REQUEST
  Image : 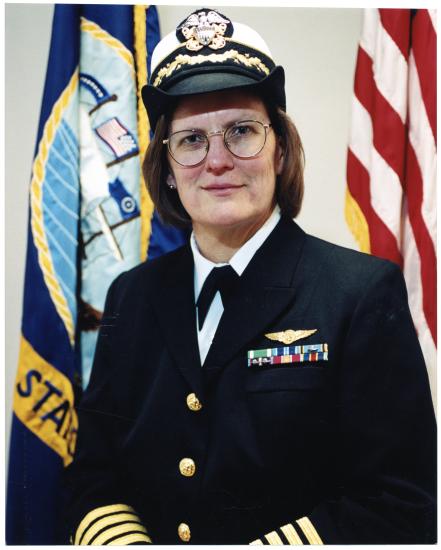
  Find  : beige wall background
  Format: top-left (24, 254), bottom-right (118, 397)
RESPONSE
top-left (5, 4), bottom-right (362, 455)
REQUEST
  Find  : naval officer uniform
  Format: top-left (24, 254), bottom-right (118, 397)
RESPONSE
top-left (65, 208), bottom-right (436, 545)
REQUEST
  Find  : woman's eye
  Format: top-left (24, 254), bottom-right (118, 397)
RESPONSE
top-left (180, 133), bottom-right (205, 147)
top-left (230, 125), bottom-right (252, 137)
top-left (185, 134), bottom-right (202, 143)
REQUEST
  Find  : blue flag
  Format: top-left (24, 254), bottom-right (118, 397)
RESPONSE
top-left (6, 5), bottom-right (186, 544)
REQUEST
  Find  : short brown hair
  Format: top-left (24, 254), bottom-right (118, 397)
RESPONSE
top-left (142, 103), bottom-right (304, 228)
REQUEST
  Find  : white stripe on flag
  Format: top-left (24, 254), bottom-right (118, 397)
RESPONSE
top-left (402, 208), bottom-right (437, 404)
top-left (360, 9), bottom-right (408, 122)
top-left (408, 52), bottom-right (437, 246)
top-left (427, 10), bottom-right (437, 32)
top-left (348, 96), bottom-right (402, 241)
top-left (348, 96), bottom-right (372, 172)
top-left (369, 148), bottom-right (403, 240)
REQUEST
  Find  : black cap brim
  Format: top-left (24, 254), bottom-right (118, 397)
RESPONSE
top-left (142, 65), bottom-right (285, 131)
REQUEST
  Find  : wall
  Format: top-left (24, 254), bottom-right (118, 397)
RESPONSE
top-left (4, 4), bottom-right (362, 454)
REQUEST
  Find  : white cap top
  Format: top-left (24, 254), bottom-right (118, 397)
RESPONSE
top-left (151, 20), bottom-right (274, 76)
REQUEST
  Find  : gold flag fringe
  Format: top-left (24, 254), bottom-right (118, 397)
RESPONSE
top-left (345, 187), bottom-right (371, 253)
top-left (134, 5), bottom-right (154, 262)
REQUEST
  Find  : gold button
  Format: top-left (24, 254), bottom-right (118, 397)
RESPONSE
top-left (178, 522), bottom-right (191, 542)
top-left (186, 393), bottom-right (202, 412)
top-left (179, 458), bottom-right (196, 477)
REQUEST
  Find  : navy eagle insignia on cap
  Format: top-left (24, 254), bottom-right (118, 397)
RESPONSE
top-left (177, 9), bottom-right (233, 51)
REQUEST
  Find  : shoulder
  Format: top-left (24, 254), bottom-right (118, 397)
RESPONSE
top-left (296, 224), bottom-right (404, 297)
top-left (123, 243), bottom-right (189, 282)
top-left (105, 244), bottom-right (190, 306)
top-left (306, 232), bottom-right (399, 272)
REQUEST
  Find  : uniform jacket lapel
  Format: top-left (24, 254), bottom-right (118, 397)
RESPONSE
top-left (203, 216), bottom-right (306, 369)
top-left (148, 245), bottom-right (205, 398)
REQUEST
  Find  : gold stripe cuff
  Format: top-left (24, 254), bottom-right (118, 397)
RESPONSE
top-left (250, 539), bottom-right (264, 545)
top-left (92, 522), bottom-right (148, 545)
top-left (107, 533), bottom-right (152, 545)
top-left (265, 531), bottom-right (284, 545)
top-left (296, 517), bottom-right (323, 545)
top-left (74, 504), bottom-right (141, 545)
top-left (280, 523), bottom-right (303, 545)
top-left (81, 513), bottom-right (144, 545)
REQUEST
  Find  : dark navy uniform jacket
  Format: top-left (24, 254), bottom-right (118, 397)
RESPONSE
top-left (65, 216), bottom-right (436, 545)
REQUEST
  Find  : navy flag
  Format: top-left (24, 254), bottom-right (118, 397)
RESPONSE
top-left (7, 5), bottom-right (186, 544)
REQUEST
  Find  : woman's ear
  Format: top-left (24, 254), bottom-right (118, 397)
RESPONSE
top-left (275, 137), bottom-right (284, 175)
top-left (166, 173), bottom-right (177, 189)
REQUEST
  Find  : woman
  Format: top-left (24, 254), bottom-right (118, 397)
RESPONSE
top-left (66, 9), bottom-right (436, 545)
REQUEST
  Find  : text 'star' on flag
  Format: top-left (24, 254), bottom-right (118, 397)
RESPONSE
top-left (346, 9), bottom-right (436, 402)
top-left (6, 5), bottom-right (187, 544)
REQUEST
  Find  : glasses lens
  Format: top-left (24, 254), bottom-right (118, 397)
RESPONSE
top-left (168, 130), bottom-right (208, 166)
top-left (225, 121), bottom-right (266, 158)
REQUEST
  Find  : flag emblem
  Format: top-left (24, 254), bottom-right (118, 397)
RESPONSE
top-left (95, 117), bottom-right (139, 159)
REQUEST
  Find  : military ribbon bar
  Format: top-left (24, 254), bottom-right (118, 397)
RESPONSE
top-left (247, 351), bottom-right (328, 367)
top-left (247, 343), bottom-right (328, 359)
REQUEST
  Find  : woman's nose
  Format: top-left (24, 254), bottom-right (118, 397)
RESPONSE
top-left (205, 134), bottom-right (234, 173)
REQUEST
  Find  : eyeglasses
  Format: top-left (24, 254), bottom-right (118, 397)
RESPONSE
top-left (163, 120), bottom-right (272, 167)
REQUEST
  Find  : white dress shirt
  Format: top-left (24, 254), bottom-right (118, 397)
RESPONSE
top-left (191, 206), bottom-right (281, 364)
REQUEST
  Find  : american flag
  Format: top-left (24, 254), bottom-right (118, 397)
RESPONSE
top-left (95, 117), bottom-right (138, 159)
top-left (346, 9), bottom-right (436, 400)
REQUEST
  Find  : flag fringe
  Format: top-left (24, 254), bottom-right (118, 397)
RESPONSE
top-left (81, 17), bottom-right (135, 73)
top-left (30, 71), bottom-right (79, 346)
top-left (134, 5), bottom-right (154, 262)
top-left (344, 187), bottom-right (371, 253)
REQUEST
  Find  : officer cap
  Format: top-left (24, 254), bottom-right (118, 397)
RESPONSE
top-left (142, 8), bottom-right (285, 130)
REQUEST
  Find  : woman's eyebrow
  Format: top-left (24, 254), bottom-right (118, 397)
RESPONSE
top-left (170, 113), bottom-right (260, 132)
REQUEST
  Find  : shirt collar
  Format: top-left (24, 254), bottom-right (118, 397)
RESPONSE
top-left (191, 205), bottom-right (281, 301)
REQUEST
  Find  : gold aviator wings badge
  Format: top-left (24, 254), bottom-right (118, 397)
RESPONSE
top-left (265, 329), bottom-right (317, 345)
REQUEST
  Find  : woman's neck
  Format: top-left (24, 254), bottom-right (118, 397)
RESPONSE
top-left (193, 214), bottom-right (271, 263)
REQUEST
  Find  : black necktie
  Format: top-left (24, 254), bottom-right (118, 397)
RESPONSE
top-left (196, 265), bottom-right (239, 330)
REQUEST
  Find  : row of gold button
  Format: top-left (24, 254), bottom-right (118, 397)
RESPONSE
top-left (177, 394), bottom-right (202, 541)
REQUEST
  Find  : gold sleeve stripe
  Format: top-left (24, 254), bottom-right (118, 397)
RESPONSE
top-left (280, 524), bottom-right (303, 545)
top-left (107, 533), bottom-right (152, 545)
top-left (92, 523), bottom-right (148, 545)
top-left (74, 504), bottom-right (137, 544)
top-left (249, 539), bottom-right (264, 545)
top-left (296, 517), bottom-right (323, 545)
top-left (81, 514), bottom-right (147, 544)
top-left (265, 531), bottom-right (284, 545)
top-left (80, 512), bottom-right (142, 544)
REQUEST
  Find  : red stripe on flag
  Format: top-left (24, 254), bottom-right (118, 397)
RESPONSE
top-left (405, 143), bottom-right (437, 343)
top-left (347, 149), bottom-right (403, 266)
top-left (354, 47), bottom-right (407, 182)
top-left (379, 9), bottom-right (410, 60)
top-left (411, 10), bottom-right (437, 145)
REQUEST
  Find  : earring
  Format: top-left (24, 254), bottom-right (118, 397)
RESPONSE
top-left (166, 174), bottom-right (176, 189)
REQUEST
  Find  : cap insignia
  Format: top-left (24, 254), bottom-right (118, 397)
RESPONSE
top-left (177, 10), bottom-right (232, 51)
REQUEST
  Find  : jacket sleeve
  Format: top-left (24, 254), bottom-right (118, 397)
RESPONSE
top-left (250, 261), bottom-right (436, 545)
top-left (64, 275), bottom-right (152, 545)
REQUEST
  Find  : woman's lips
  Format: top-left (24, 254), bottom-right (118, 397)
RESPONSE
top-left (202, 184), bottom-right (244, 196)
